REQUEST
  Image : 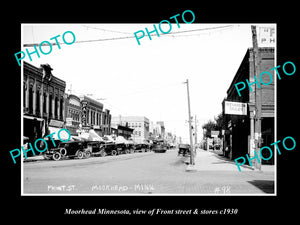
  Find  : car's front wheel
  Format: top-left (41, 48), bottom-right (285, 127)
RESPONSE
top-left (60, 148), bottom-right (67, 157)
top-left (85, 151), bottom-right (91, 158)
top-left (111, 149), bottom-right (118, 156)
top-left (76, 150), bottom-right (84, 159)
top-left (52, 152), bottom-right (61, 161)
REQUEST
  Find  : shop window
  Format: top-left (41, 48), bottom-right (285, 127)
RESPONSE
top-left (49, 94), bottom-right (52, 118)
top-left (54, 97), bottom-right (58, 119)
top-left (36, 90), bottom-right (40, 116)
top-left (23, 82), bottom-right (26, 108)
top-left (29, 87), bottom-right (33, 114)
top-left (60, 98), bottom-right (64, 120)
top-left (43, 93), bottom-right (47, 113)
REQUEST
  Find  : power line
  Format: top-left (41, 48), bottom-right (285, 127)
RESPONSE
top-left (82, 25), bottom-right (132, 35)
top-left (23, 25), bottom-right (235, 47)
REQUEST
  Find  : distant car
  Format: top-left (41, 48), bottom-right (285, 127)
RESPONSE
top-left (152, 140), bottom-right (167, 153)
top-left (44, 140), bottom-right (87, 161)
top-left (115, 143), bottom-right (128, 155)
top-left (213, 143), bottom-right (221, 150)
top-left (178, 144), bottom-right (190, 156)
top-left (133, 143), bottom-right (150, 153)
top-left (84, 141), bottom-right (105, 156)
top-left (99, 143), bottom-right (119, 156)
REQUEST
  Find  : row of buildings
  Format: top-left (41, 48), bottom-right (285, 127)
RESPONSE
top-left (23, 61), bottom-right (175, 145)
top-left (110, 116), bottom-right (169, 143)
top-left (221, 47), bottom-right (275, 164)
top-left (23, 61), bottom-right (112, 143)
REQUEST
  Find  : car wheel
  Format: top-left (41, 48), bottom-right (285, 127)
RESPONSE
top-left (85, 151), bottom-right (91, 158)
top-left (77, 150), bottom-right (84, 159)
top-left (52, 152), bottom-right (61, 161)
top-left (111, 149), bottom-right (118, 156)
top-left (60, 148), bottom-right (67, 157)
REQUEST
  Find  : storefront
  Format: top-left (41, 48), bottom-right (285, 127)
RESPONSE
top-left (23, 61), bottom-right (66, 154)
top-left (222, 47), bottom-right (275, 165)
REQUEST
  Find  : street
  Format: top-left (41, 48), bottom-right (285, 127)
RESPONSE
top-left (23, 148), bottom-right (275, 195)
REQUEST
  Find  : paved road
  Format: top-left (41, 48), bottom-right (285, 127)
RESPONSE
top-left (23, 149), bottom-right (275, 195)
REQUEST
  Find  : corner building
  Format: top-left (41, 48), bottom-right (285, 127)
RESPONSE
top-left (23, 61), bottom-right (66, 144)
top-left (222, 47), bottom-right (275, 164)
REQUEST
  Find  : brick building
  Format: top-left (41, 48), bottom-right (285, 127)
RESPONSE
top-left (111, 116), bottom-right (149, 143)
top-left (23, 61), bottom-right (66, 144)
top-left (64, 94), bottom-right (82, 136)
top-left (79, 95), bottom-right (111, 136)
top-left (222, 47), bottom-right (275, 164)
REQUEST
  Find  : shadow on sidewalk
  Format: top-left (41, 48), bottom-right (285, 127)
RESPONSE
top-left (204, 149), bottom-right (254, 171)
top-left (247, 180), bottom-right (274, 194)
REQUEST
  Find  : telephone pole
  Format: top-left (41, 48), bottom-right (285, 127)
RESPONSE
top-left (194, 114), bottom-right (198, 149)
top-left (184, 79), bottom-right (195, 166)
top-left (251, 25), bottom-right (262, 170)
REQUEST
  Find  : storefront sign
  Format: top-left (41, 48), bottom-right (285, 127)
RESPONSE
top-left (49, 119), bottom-right (64, 128)
top-left (257, 26), bottom-right (275, 47)
top-left (224, 101), bottom-right (247, 116)
top-left (211, 130), bottom-right (219, 138)
top-left (66, 118), bottom-right (72, 126)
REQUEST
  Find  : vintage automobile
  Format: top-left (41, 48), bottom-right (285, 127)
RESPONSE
top-left (99, 143), bottom-right (120, 156)
top-left (83, 140), bottom-right (106, 157)
top-left (178, 144), bottom-right (190, 156)
top-left (152, 139), bottom-right (167, 153)
top-left (133, 143), bottom-right (150, 153)
top-left (44, 140), bottom-right (88, 161)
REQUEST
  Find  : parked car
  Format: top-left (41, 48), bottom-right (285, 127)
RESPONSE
top-left (152, 139), bottom-right (167, 153)
top-left (133, 143), bottom-right (150, 153)
top-left (213, 143), bottom-right (221, 150)
top-left (84, 140), bottom-right (106, 157)
top-left (115, 143), bottom-right (128, 155)
top-left (99, 143), bottom-right (119, 156)
top-left (44, 140), bottom-right (87, 161)
top-left (178, 144), bottom-right (190, 156)
top-left (126, 143), bottom-right (135, 154)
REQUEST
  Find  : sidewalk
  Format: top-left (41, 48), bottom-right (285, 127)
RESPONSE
top-left (23, 155), bottom-right (45, 162)
top-left (185, 149), bottom-right (275, 172)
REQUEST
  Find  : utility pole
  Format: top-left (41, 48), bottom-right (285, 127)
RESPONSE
top-left (194, 114), bottom-right (198, 149)
top-left (251, 25), bottom-right (262, 170)
top-left (184, 79), bottom-right (195, 165)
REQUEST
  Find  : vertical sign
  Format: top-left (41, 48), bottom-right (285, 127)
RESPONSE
top-left (257, 26), bottom-right (276, 47)
top-left (81, 100), bottom-right (87, 126)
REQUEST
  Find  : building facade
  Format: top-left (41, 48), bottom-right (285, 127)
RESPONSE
top-left (64, 94), bottom-right (82, 136)
top-left (112, 116), bottom-right (149, 143)
top-left (79, 95), bottom-right (111, 136)
top-left (23, 61), bottom-right (66, 143)
top-left (111, 124), bottom-right (134, 140)
top-left (222, 47), bottom-right (275, 164)
top-left (149, 121), bottom-right (166, 140)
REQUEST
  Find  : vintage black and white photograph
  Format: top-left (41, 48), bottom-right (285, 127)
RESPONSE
top-left (20, 22), bottom-right (276, 195)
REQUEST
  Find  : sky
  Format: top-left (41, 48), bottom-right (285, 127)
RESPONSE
top-left (22, 23), bottom-right (256, 142)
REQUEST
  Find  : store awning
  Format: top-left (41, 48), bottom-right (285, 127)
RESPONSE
top-left (45, 127), bottom-right (72, 141)
top-left (23, 115), bottom-right (44, 122)
top-left (79, 129), bottom-right (104, 142)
